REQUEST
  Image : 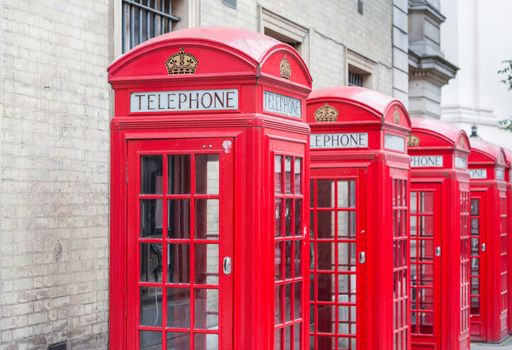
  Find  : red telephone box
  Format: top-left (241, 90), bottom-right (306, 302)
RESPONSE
top-left (108, 27), bottom-right (313, 350)
top-left (468, 137), bottom-right (508, 342)
top-left (407, 117), bottom-right (471, 350)
top-left (307, 87), bottom-right (411, 350)
top-left (505, 149), bottom-right (512, 334)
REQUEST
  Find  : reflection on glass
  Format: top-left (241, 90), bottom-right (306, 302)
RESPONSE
top-left (471, 199), bottom-right (479, 216)
top-left (317, 211), bottom-right (335, 239)
top-left (294, 241), bottom-right (302, 277)
top-left (196, 154), bottom-right (219, 194)
top-left (140, 243), bottom-right (162, 282)
top-left (168, 200), bottom-right (190, 239)
top-left (168, 244), bottom-right (190, 283)
top-left (285, 199), bottom-right (292, 236)
top-left (275, 155), bottom-right (282, 194)
top-left (195, 199), bottom-right (219, 240)
top-left (295, 282), bottom-right (302, 319)
top-left (317, 242), bottom-right (334, 271)
top-left (317, 180), bottom-right (335, 208)
top-left (141, 155), bottom-right (163, 194)
top-left (194, 333), bottom-right (218, 350)
top-left (275, 199), bottom-right (282, 237)
top-left (194, 289), bottom-right (219, 329)
top-left (167, 288), bottom-right (190, 328)
top-left (295, 199), bottom-right (302, 236)
top-left (410, 192), bottom-right (417, 214)
top-left (168, 155), bottom-right (190, 194)
top-left (294, 158), bottom-right (302, 194)
top-left (141, 199), bottom-right (163, 238)
top-left (275, 242), bottom-right (283, 280)
top-left (471, 219), bottom-right (479, 234)
top-left (285, 156), bottom-right (292, 194)
top-left (167, 333), bottom-right (190, 350)
top-left (275, 285), bottom-right (283, 323)
top-left (285, 284), bottom-right (292, 322)
top-left (140, 331), bottom-right (162, 350)
top-left (419, 192), bottom-right (434, 213)
top-left (140, 287), bottom-right (162, 326)
top-left (195, 244), bottom-right (219, 284)
top-left (285, 241), bottom-right (293, 279)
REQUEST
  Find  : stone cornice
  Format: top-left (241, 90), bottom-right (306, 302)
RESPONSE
top-left (408, 0), bottom-right (445, 24)
top-left (409, 50), bottom-right (458, 86)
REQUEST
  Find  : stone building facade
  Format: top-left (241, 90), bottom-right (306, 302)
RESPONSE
top-left (0, 0), bottom-right (451, 349)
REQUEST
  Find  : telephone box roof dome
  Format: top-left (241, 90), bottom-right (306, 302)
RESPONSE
top-left (469, 137), bottom-right (507, 165)
top-left (504, 148), bottom-right (512, 167)
top-left (410, 116), bottom-right (470, 149)
top-left (108, 26), bottom-right (312, 87)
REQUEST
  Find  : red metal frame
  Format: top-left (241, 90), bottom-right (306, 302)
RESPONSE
top-left (306, 86), bottom-right (411, 350)
top-left (407, 117), bottom-right (471, 349)
top-left (108, 27), bottom-right (313, 350)
top-left (505, 149), bottom-right (512, 335)
top-left (468, 137), bottom-right (508, 343)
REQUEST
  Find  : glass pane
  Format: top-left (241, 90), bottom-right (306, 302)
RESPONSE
top-left (285, 241), bottom-right (293, 279)
top-left (294, 158), bottom-right (302, 194)
top-left (141, 199), bottom-right (163, 238)
top-left (140, 331), bottom-right (162, 350)
top-left (195, 244), bottom-right (219, 284)
top-left (294, 282), bottom-right (302, 319)
top-left (275, 155), bottom-right (282, 194)
top-left (194, 333), bottom-right (218, 350)
top-left (141, 155), bottom-right (163, 194)
top-left (168, 155), bottom-right (191, 194)
top-left (285, 199), bottom-right (292, 236)
top-left (275, 329), bottom-right (282, 349)
top-left (194, 289), bottom-right (219, 329)
top-left (196, 154), bottom-right (219, 194)
top-left (338, 242), bottom-right (356, 271)
top-left (167, 332), bottom-right (190, 350)
top-left (275, 199), bottom-right (283, 237)
top-left (285, 156), bottom-right (292, 194)
top-left (317, 242), bottom-right (335, 271)
top-left (195, 199), bottom-right (219, 240)
top-left (294, 240), bottom-right (302, 277)
top-left (168, 200), bottom-right (190, 239)
top-left (410, 192), bottom-right (417, 214)
top-left (337, 181), bottom-right (349, 208)
top-left (167, 288), bottom-right (190, 328)
top-left (295, 199), bottom-right (303, 236)
top-left (419, 192), bottom-right (434, 213)
top-left (275, 285), bottom-right (284, 323)
top-left (168, 244), bottom-right (190, 283)
top-left (285, 284), bottom-right (292, 321)
top-left (338, 211), bottom-right (356, 238)
top-left (317, 180), bottom-right (335, 208)
top-left (140, 243), bottom-right (162, 282)
top-left (140, 287), bottom-right (162, 326)
top-left (471, 199), bottom-right (479, 216)
top-left (318, 274), bottom-right (335, 302)
top-left (317, 211), bottom-right (335, 239)
top-left (471, 219), bottom-right (479, 234)
top-left (275, 242), bottom-right (284, 280)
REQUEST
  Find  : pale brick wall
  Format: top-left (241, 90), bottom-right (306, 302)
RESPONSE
top-left (201, 0), bottom-right (394, 94)
top-left (0, 0), bottom-right (111, 349)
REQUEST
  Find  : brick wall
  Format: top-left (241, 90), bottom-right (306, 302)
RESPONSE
top-left (0, 0), bottom-right (111, 349)
top-left (201, 0), bottom-right (394, 93)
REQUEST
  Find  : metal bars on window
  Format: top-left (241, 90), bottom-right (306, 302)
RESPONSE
top-left (122, 0), bottom-right (180, 53)
top-left (348, 71), bottom-right (365, 87)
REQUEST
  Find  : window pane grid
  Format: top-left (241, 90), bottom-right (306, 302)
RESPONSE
top-left (393, 178), bottom-right (410, 350)
top-left (310, 178), bottom-right (357, 350)
top-left (138, 153), bottom-right (221, 350)
top-left (274, 154), bottom-right (304, 350)
top-left (122, 0), bottom-right (180, 53)
top-left (499, 194), bottom-right (508, 330)
top-left (470, 198), bottom-right (481, 317)
top-left (460, 191), bottom-right (471, 334)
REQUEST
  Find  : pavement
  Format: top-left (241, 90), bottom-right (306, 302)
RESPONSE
top-left (472, 338), bottom-right (512, 349)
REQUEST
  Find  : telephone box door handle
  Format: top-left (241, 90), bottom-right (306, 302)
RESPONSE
top-left (435, 246), bottom-right (441, 257)
top-left (359, 252), bottom-right (366, 264)
top-left (223, 257), bottom-right (232, 275)
top-left (481, 243), bottom-right (486, 252)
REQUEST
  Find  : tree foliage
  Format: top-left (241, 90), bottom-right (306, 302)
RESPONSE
top-left (498, 60), bottom-right (512, 131)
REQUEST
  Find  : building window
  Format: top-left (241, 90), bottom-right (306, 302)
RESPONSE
top-left (122, 0), bottom-right (181, 53)
top-left (348, 70), bottom-right (366, 87)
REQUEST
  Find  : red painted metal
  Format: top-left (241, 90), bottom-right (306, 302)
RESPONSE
top-left (468, 137), bottom-right (508, 342)
top-left (108, 27), bottom-right (313, 350)
top-left (407, 117), bottom-right (471, 350)
top-left (504, 149), bottom-right (512, 335)
top-left (307, 86), bottom-right (412, 350)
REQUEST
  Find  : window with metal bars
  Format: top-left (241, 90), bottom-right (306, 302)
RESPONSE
top-left (348, 70), bottom-right (365, 87)
top-left (122, 0), bottom-right (180, 53)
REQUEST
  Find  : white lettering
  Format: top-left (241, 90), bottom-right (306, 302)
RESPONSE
top-left (263, 91), bottom-right (301, 118)
top-left (310, 133), bottom-right (369, 149)
top-left (410, 156), bottom-right (443, 168)
top-left (130, 89), bottom-right (239, 112)
top-left (469, 169), bottom-right (487, 179)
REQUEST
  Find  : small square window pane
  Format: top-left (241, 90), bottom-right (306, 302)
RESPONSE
top-left (275, 155), bottom-right (282, 194)
top-left (317, 180), bottom-right (335, 207)
top-left (194, 333), bottom-right (218, 350)
top-left (140, 287), bottom-right (162, 326)
top-left (195, 244), bottom-right (219, 284)
top-left (167, 288), bottom-right (190, 328)
top-left (167, 332), bottom-right (190, 350)
top-left (140, 331), bottom-right (162, 350)
top-left (168, 244), bottom-right (190, 283)
top-left (285, 156), bottom-right (292, 194)
top-left (196, 154), bottom-right (219, 194)
top-left (168, 200), bottom-right (190, 239)
top-left (194, 288), bottom-right (219, 329)
top-left (141, 199), bottom-right (163, 238)
top-left (294, 158), bottom-right (302, 194)
top-left (168, 155), bottom-right (190, 194)
top-left (195, 199), bottom-right (219, 240)
top-left (141, 155), bottom-right (163, 194)
top-left (140, 243), bottom-right (162, 282)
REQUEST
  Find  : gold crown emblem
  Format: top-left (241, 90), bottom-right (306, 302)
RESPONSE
top-left (165, 48), bottom-right (198, 75)
top-left (280, 56), bottom-right (291, 80)
top-left (408, 135), bottom-right (420, 147)
top-left (314, 103), bottom-right (339, 122)
top-left (393, 108), bottom-right (400, 124)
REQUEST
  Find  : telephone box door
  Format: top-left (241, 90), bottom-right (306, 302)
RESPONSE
top-left (126, 138), bottom-right (234, 350)
top-left (470, 192), bottom-right (487, 341)
top-left (309, 168), bottom-right (367, 350)
top-left (410, 184), bottom-right (442, 348)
